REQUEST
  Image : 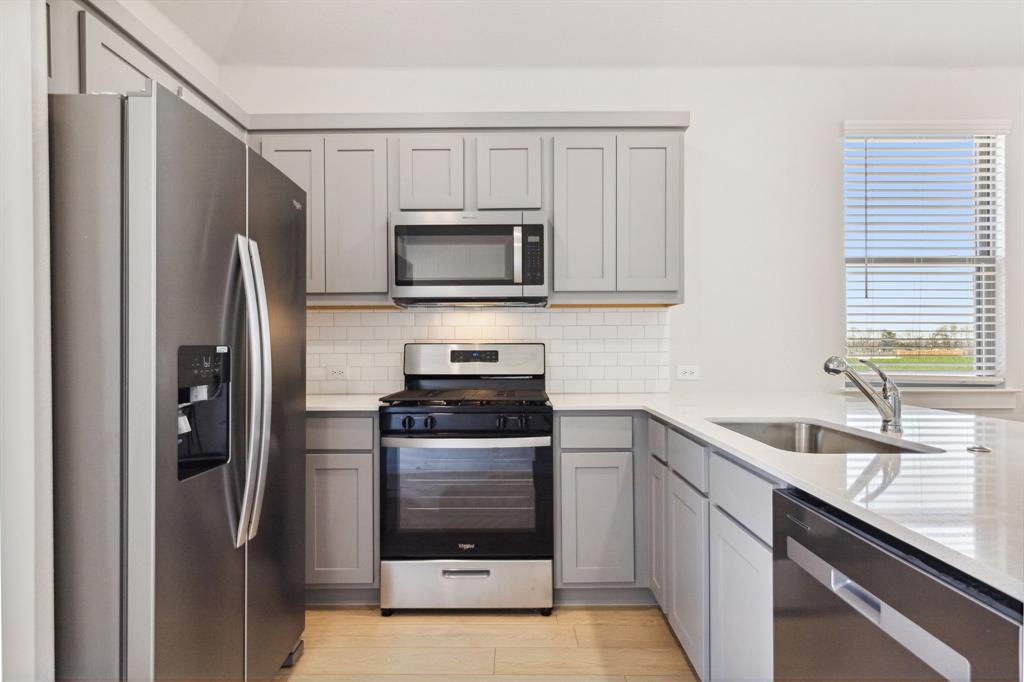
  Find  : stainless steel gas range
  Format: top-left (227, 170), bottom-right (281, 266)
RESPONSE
top-left (378, 343), bottom-right (554, 615)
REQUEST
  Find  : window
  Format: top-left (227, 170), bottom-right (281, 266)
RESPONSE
top-left (843, 122), bottom-right (1007, 384)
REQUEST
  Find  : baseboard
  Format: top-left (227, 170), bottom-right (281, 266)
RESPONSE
top-left (305, 586), bottom-right (657, 607)
top-left (554, 587), bottom-right (657, 606)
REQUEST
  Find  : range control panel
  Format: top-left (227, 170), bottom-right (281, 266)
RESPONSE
top-left (451, 349), bottom-right (499, 363)
top-left (523, 224), bottom-right (544, 285)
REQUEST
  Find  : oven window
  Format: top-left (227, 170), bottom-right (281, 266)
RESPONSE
top-left (381, 439), bottom-right (554, 559)
top-left (392, 445), bottom-right (536, 531)
top-left (395, 226), bottom-right (514, 286)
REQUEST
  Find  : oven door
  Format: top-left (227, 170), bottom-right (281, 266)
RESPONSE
top-left (391, 223), bottom-right (524, 300)
top-left (380, 435), bottom-right (553, 560)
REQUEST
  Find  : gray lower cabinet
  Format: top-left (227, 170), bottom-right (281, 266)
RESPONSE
top-left (560, 450), bottom-right (635, 583)
top-left (552, 134), bottom-right (617, 292)
top-left (667, 471), bottom-right (709, 681)
top-left (616, 134), bottom-right (681, 292)
top-left (305, 452), bottom-right (374, 584)
top-left (648, 454), bottom-right (668, 609)
top-left (709, 505), bottom-right (773, 682)
top-left (324, 134), bottom-right (389, 293)
top-left (260, 134), bottom-right (326, 293)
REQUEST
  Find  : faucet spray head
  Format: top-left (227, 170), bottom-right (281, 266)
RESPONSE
top-left (824, 356), bottom-right (848, 375)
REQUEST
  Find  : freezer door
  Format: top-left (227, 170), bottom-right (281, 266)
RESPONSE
top-left (151, 87), bottom-right (248, 681)
top-left (244, 148), bottom-right (307, 680)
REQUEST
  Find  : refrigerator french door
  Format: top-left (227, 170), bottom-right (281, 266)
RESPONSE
top-left (51, 85), bottom-right (305, 681)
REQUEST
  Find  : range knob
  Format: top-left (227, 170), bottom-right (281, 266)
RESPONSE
top-left (496, 416), bottom-right (507, 430)
top-left (517, 415), bottom-right (529, 430)
top-left (424, 415), bottom-right (437, 430)
top-left (401, 415), bottom-right (415, 431)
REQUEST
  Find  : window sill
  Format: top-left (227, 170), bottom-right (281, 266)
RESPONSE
top-left (841, 386), bottom-right (1022, 411)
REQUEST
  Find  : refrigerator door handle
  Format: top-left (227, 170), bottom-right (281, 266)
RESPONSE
top-left (235, 234), bottom-right (263, 549)
top-left (247, 238), bottom-right (273, 541)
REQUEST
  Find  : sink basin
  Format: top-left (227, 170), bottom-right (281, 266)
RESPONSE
top-left (709, 419), bottom-right (943, 454)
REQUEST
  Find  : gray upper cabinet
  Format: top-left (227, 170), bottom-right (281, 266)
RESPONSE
top-left (398, 134), bottom-right (464, 209)
top-left (667, 472), bottom-right (710, 681)
top-left (560, 450), bottom-right (635, 583)
top-left (709, 505), bottom-right (773, 682)
top-left (476, 134), bottom-right (542, 209)
top-left (553, 135), bottom-right (617, 291)
top-left (306, 452), bottom-right (374, 584)
top-left (261, 135), bottom-right (326, 293)
top-left (616, 134), bottom-right (681, 291)
top-left (324, 134), bottom-right (389, 293)
top-left (78, 12), bottom-right (243, 139)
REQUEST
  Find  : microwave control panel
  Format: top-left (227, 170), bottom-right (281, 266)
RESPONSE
top-left (523, 224), bottom-right (545, 285)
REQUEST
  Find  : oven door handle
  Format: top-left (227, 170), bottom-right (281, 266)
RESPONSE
top-left (513, 225), bottom-right (523, 284)
top-left (381, 436), bottom-right (551, 449)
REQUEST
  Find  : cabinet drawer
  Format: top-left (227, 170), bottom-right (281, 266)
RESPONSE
top-left (560, 416), bottom-right (632, 449)
top-left (709, 453), bottom-right (778, 546)
top-left (306, 417), bottom-right (374, 451)
top-left (648, 419), bottom-right (667, 461)
top-left (667, 429), bottom-right (708, 492)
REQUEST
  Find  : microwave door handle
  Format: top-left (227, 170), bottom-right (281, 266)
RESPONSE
top-left (513, 225), bottom-right (523, 284)
top-left (234, 235), bottom-right (262, 549)
top-left (246, 239), bottom-right (273, 541)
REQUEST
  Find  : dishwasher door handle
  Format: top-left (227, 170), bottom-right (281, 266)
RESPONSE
top-left (787, 537), bottom-right (971, 682)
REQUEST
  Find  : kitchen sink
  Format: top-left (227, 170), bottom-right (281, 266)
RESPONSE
top-left (709, 419), bottom-right (943, 454)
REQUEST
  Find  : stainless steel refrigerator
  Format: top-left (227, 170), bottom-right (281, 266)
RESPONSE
top-left (50, 84), bottom-right (306, 681)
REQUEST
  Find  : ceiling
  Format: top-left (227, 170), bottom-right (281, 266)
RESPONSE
top-left (148, 0), bottom-right (1024, 69)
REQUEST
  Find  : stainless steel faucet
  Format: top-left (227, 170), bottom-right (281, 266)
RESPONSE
top-left (824, 356), bottom-right (902, 435)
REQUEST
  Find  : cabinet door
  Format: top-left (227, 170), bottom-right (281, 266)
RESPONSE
top-left (398, 134), bottom-right (464, 209)
top-left (476, 134), bottom-right (542, 209)
top-left (78, 12), bottom-right (243, 139)
top-left (324, 134), bottom-right (388, 293)
top-left (667, 473), bottom-right (709, 680)
top-left (306, 452), bottom-right (374, 584)
top-left (560, 451), bottom-right (634, 583)
top-left (552, 135), bottom-right (616, 291)
top-left (649, 455), bottom-right (668, 610)
top-left (262, 135), bottom-right (326, 293)
top-left (709, 506), bottom-right (773, 682)
top-left (616, 134), bottom-right (681, 291)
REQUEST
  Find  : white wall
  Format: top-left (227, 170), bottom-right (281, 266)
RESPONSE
top-left (1, 0), bottom-right (54, 678)
top-left (224, 65), bottom-right (1024, 417)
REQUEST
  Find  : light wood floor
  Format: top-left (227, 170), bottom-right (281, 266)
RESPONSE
top-left (276, 605), bottom-right (698, 681)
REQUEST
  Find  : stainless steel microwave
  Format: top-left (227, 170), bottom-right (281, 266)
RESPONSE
top-left (390, 211), bottom-right (549, 306)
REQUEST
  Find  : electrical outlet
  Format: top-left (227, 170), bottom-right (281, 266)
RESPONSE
top-left (676, 365), bottom-right (700, 381)
top-left (327, 366), bottom-right (347, 380)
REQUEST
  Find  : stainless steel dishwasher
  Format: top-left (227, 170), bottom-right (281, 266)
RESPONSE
top-left (773, 490), bottom-right (1022, 681)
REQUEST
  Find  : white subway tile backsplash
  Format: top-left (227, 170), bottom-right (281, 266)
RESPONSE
top-left (305, 306), bottom-right (670, 395)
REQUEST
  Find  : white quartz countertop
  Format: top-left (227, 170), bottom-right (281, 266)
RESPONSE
top-left (309, 390), bottom-right (1024, 603)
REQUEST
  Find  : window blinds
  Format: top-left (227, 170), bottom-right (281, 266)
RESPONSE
top-left (843, 126), bottom-right (1006, 382)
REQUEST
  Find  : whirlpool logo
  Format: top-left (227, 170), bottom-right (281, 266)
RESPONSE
top-left (458, 543), bottom-right (476, 551)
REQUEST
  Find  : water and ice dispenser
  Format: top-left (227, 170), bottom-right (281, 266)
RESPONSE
top-left (177, 345), bottom-right (230, 480)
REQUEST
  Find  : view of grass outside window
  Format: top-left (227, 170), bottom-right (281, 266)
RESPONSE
top-left (843, 130), bottom-right (1005, 383)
